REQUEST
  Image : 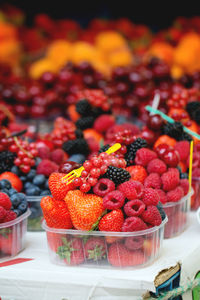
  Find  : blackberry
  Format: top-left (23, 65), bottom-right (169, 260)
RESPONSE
top-left (162, 122), bottom-right (192, 142)
top-left (76, 116), bottom-right (95, 130)
top-left (104, 166), bottom-right (130, 186)
top-left (125, 138), bottom-right (147, 166)
top-left (76, 99), bottom-right (92, 116)
top-left (98, 144), bottom-right (110, 153)
top-left (75, 129), bottom-right (83, 139)
top-left (156, 202), bottom-right (166, 221)
top-left (62, 138), bottom-right (89, 156)
top-left (186, 101), bottom-right (200, 117)
top-left (0, 151), bottom-right (15, 173)
top-left (180, 173), bottom-right (188, 179)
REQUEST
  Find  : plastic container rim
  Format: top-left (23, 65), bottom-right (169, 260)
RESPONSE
top-left (42, 215), bottom-right (168, 237)
top-left (27, 196), bottom-right (44, 202)
top-left (163, 190), bottom-right (193, 208)
top-left (0, 209), bottom-right (31, 229)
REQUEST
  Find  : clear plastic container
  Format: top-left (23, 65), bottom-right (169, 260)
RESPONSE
top-left (197, 208), bottom-right (200, 225)
top-left (191, 179), bottom-right (200, 210)
top-left (42, 217), bottom-right (168, 269)
top-left (163, 191), bottom-right (192, 239)
top-left (27, 196), bottom-right (44, 231)
top-left (0, 209), bottom-right (31, 260)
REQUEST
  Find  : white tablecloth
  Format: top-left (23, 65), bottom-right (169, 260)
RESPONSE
top-left (0, 213), bottom-right (200, 300)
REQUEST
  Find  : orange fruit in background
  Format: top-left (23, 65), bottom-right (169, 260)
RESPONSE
top-left (83, 129), bottom-right (103, 143)
top-left (154, 135), bottom-right (176, 148)
top-left (67, 104), bottom-right (80, 122)
top-left (29, 58), bottom-right (58, 79)
top-left (95, 31), bottom-right (128, 53)
top-left (148, 42), bottom-right (174, 65)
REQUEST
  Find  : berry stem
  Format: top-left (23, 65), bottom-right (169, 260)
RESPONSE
top-left (13, 136), bottom-right (33, 158)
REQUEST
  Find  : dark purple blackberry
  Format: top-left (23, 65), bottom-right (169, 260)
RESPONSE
top-left (76, 99), bottom-right (92, 116)
top-left (104, 166), bottom-right (130, 186)
top-left (0, 151), bottom-right (16, 173)
top-left (62, 139), bottom-right (89, 156)
top-left (98, 144), bottom-right (110, 154)
top-left (76, 116), bottom-right (95, 130)
top-left (162, 122), bottom-right (192, 142)
top-left (125, 138), bottom-right (147, 166)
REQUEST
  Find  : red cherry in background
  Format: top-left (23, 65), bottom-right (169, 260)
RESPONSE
top-left (147, 114), bottom-right (164, 131)
top-left (155, 144), bottom-right (171, 158)
top-left (59, 161), bottom-right (81, 174)
top-left (141, 127), bottom-right (155, 145)
top-left (163, 150), bottom-right (180, 167)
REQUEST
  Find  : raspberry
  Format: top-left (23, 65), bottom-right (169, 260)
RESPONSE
top-left (94, 115), bottom-right (115, 133)
top-left (180, 179), bottom-right (189, 196)
top-left (174, 141), bottom-right (190, 161)
top-left (126, 165), bottom-right (147, 183)
top-left (144, 173), bottom-right (162, 189)
top-left (37, 159), bottom-right (59, 177)
top-left (124, 236), bottom-right (144, 250)
top-left (0, 206), bottom-right (7, 222)
top-left (124, 180), bottom-right (144, 199)
top-left (135, 148), bottom-right (157, 166)
top-left (51, 149), bottom-right (65, 165)
top-left (141, 205), bottom-right (162, 226)
top-left (122, 216), bottom-right (148, 232)
top-left (124, 199), bottom-right (145, 217)
top-left (3, 210), bottom-right (17, 222)
top-left (0, 192), bottom-right (12, 210)
top-left (193, 168), bottom-right (200, 179)
top-left (147, 158), bottom-right (167, 175)
top-left (86, 137), bottom-right (100, 153)
top-left (38, 146), bottom-right (50, 159)
top-left (103, 190), bottom-right (125, 210)
top-left (142, 188), bottom-right (160, 206)
top-left (166, 186), bottom-right (184, 202)
top-left (155, 189), bottom-right (167, 204)
top-left (161, 169), bottom-right (180, 191)
top-left (117, 180), bottom-right (137, 200)
top-left (93, 178), bottom-right (115, 197)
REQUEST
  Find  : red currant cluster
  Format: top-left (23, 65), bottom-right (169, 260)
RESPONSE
top-left (72, 153), bottom-right (126, 193)
top-left (75, 89), bottom-right (110, 111)
top-left (45, 117), bottom-right (76, 148)
top-left (168, 88), bottom-right (200, 110)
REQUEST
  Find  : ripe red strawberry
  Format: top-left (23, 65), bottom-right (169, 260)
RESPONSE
top-left (84, 237), bottom-right (106, 261)
top-left (57, 237), bottom-right (84, 266)
top-left (98, 209), bottom-right (124, 232)
top-left (126, 166), bottom-right (147, 183)
top-left (48, 172), bottom-right (74, 201)
top-left (64, 190), bottom-right (104, 231)
top-left (0, 193), bottom-right (12, 210)
top-left (108, 243), bottom-right (145, 267)
top-left (0, 172), bottom-right (22, 192)
top-left (41, 196), bottom-right (72, 229)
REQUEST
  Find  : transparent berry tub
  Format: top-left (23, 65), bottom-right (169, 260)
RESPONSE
top-left (27, 196), bottom-right (44, 232)
top-left (0, 209), bottom-right (31, 260)
top-left (163, 191), bottom-right (193, 239)
top-left (191, 179), bottom-right (200, 210)
top-left (42, 217), bottom-right (168, 269)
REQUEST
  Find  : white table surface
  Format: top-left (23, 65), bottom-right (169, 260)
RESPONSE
top-left (0, 213), bottom-right (200, 300)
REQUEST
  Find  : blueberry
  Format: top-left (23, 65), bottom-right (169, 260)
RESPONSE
top-left (27, 169), bottom-right (36, 181)
top-left (10, 194), bottom-right (21, 208)
top-left (26, 186), bottom-right (40, 196)
top-left (11, 166), bottom-right (19, 175)
top-left (44, 180), bottom-right (49, 189)
top-left (1, 188), bottom-right (9, 195)
top-left (24, 182), bottom-right (34, 190)
top-left (35, 157), bottom-right (41, 167)
top-left (68, 154), bottom-right (86, 164)
top-left (8, 188), bottom-right (17, 196)
top-left (17, 193), bottom-right (27, 201)
top-left (0, 179), bottom-right (11, 189)
top-left (18, 201), bottom-right (28, 213)
top-left (20, 176), bottom-right (27, 182)
top-left (33, 175), bottom-right (46, 186)
top-left (40, 190), bottom-right (51, 196)
top-left (13, 209), bottom-right (21, 217)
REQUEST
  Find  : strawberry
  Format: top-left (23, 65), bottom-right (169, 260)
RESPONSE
top-left (0, 172), bottom-right (22, 192)
top-left (64, 190), bottom-right (103, 231)
top-left (84, 237), bottom-right (106, 261)
top-left (57, 237), bottom-right (84, 265)
top-left (48, 172), bottom-right (74, 201)
top-left (46, 232), bottom-right (66, 252)
top-left (98, 209), bottom-right (124, 232)
top-left (126, 166), bottom-right (147, 183)
top-left (41, 196), bottom-right (72, 229)
top-left (108, 243), bottom-right (145, 267)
